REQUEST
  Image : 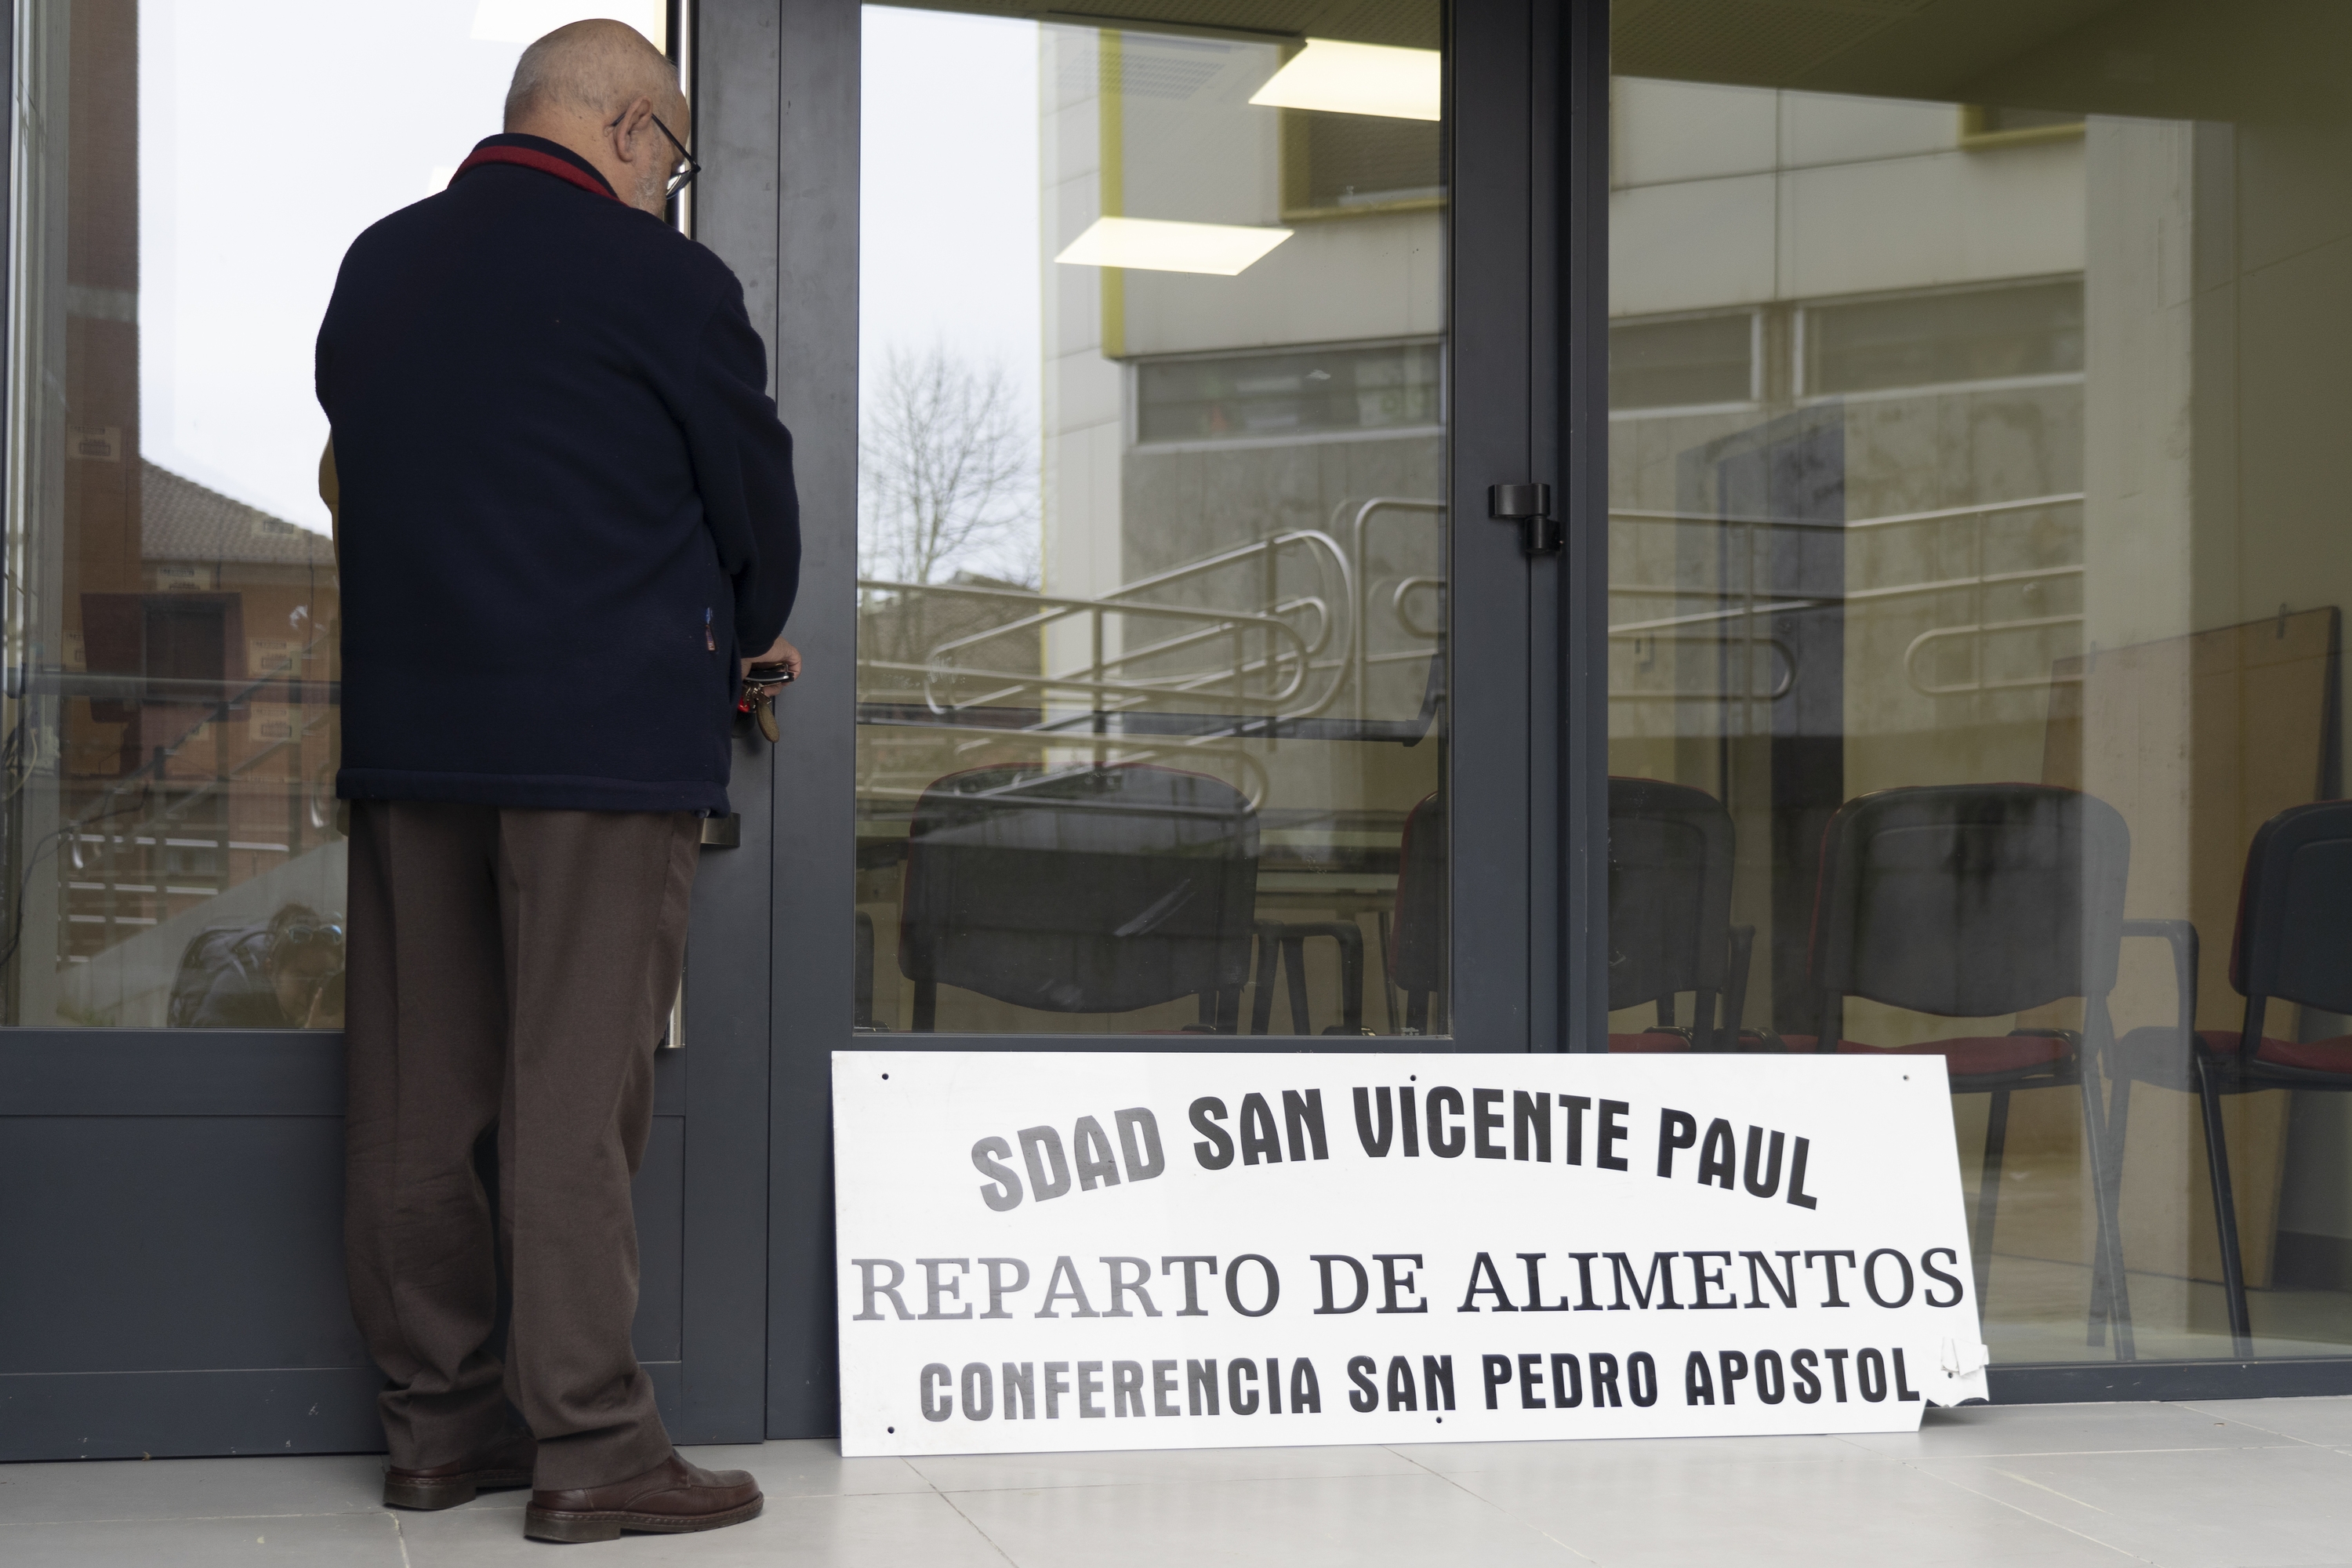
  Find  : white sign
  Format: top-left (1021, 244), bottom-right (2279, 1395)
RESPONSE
top-left (833, 1052), bottom-right (1990, 1457)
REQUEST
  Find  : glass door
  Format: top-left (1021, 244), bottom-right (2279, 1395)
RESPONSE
top-left (0, 0), bottom-right (774, 1460)
top-left (1602, 1), bottom-right (2352, 1390)
top-left (853, 2), bottom-right (1466, 1040)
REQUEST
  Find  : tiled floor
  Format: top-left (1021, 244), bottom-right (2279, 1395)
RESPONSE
top-left (8, 1399), bottom-right (2352, 1564)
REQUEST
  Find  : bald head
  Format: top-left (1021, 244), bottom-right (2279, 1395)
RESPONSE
top-left (503, 20), bottom-right (688, 216)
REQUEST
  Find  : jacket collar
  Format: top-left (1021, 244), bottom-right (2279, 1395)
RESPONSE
top-left (449, 133), bottom-right (622, 204)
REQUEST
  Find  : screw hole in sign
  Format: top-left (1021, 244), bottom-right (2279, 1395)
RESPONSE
top-left (882, 1073), bottom-right (890, 1080)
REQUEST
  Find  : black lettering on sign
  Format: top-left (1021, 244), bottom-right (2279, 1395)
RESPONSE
top-left (1077, 1361), bottom-right (1106, 1417)
top-left (1423, 1355), bottom-right (1457, 1411)
top-left (1376, 1254), bottom-right (1429, 1314)
top-left (1353, 1087), bottom-right (1395, 1156)
top-left (1657, 1108), bottom-right (1698, 1178)
top-left (1189, 1098), bottom-right (1233, 1169)
top-left (1628, 1352), bottom-right (1660, 1407)
top-left (1755, 1349), bottom-right (1785, 1404)
top-left (1605, 1251), bottom-right (1683, 1310)
top-left (1788, 1135), bottom-right (1820, 1208)
top-left (1742, 1250), bottom-right (1798, 1309)
top-left (1551, 1352), bottom-right (1582, 1408)
top-left (1101, 1256), bottom-right (1160, 1318)
top-left (1686, 1251), bottom-right (1734, 1310)
top-left (920, 1363), bottom-right (952, 1421)
top-left (917, 1258), bottom-right (973, 1319)
top-left (1519, 1353), bottom-right (1546, 1410)
top-left (1598, 1100), bottom-right (1632, 1171)
top-left (1718, 1350), bottom-right (1749, 1405)
top-left (1161, 1255), bottom-right (1217, 1316)
top-left (1921, 1247), bottom-right (1965, 1308)
top-left (1697, 1120), bottom-right (1737, 1189)
top-left (1265, 1358), bottom-right (1284, 1415)
top-left (851, 1259), bottom-right (912, 1321)
top-left (1823, 1348), bottom-right (1851, 1402)
top-left (1019, 1127), bottom-right (1072, 1200)
top-left (1036, 1256), bottom-right (1101, 1319)
top-left (1857, 1348), bottom-right (1888, 1403)
top-left (1400, 1087), bottom-right (1421, 1156)
top-left (1240, 1094), bottom-right (1283, 1165)
top-left (1792, 1349), bottom-right (1821, 1403)
top-left (1864, 1249), bottom-right (1915, 1308)
top-left (1044, 1362), bottom-right (1071, 1418)
top-left (1473, 1088), bottom-right (1506, 1159)
top-left (1894, 1348), bottom-right (1922, 1402)
top-left (1226, 1254), bottom-right (1280, 1317)
top-left (1520, 1253), bottom-right (1571, 1312)
top-left (1683, 1352), bottom-right (1715, 1406)
top-left (1743, 1127), bottom-right (1785, 1197)
top-left (979, 1257), bottom-right (1029, 1318)
top-left (1283, 1089), bottom-right (1330, 1161)
top-left (1514, 1091), bottom-right (1552, 1162)
top-left (1290, 1359), bottom-right (1322, 1414)
top-left (1003, 1363), bottom-right (1036, 1419)
top-left (1569, 1253), bottom-right (1603, 1310)
top-left (1073, 1117), bottom-right (1121, 1192)
top-left (1561, 1094), bottom-right (1592, 1165)
top-left (972, 1138), bottom-right (1022, 1210)
top-left (1152, 1359), bottom-right (1181, 1417)
top-left (1229, 1358), bottom-right (1261, 1415)
top-left (1112, 1360), bottom-right (1144, 1417)
top-left (1116, 1108), bottom-right (1166, 1181)
top-left (1187, 1359), bottom-right (1220, 1416)
top-left (1482, 1354), bottom-right (1512, 1410)
top-left (1805, 1250), bottom-right (1857, 1307)
top-left (1427, 1087), bottom-right (1466, 1157)
top-left (1348, 1356), bottom-right (1378, 1412)
top-left (1314, 1254), bottom-right (1370, 1315)
top-left (1385, 1355), bottom-right (1417, 1411)
top-left (1459, 1252), bottom-right (1517, 1312)
top-left (1590, 1352), bottom-right (1621, 1407)
top-left (960, 1363), bottom-right (993, 1421)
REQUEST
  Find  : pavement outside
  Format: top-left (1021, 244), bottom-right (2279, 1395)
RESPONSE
top-left (6, 1397), bottom-right (2352, 1565)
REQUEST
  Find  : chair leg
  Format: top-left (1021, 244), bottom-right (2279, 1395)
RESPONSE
top-left (1694, 989), bottom-right (1720, 1052)
top-left (1336, 921), bottom-right (1365, 1035)
top-left (1281, 935), bottom-right (1312, 1034)
top-left (1250, 926), bottom-right (1280, 1036)
top-left (1974, 1089), bottom-right (2009, 1309)
top-left (1376, 911), bottom-right (1401, 1033)
top-left (2194, 1054), bottom-right (2255, 1356)
top-left (2075, 1054), bottom-right (2135, 1361)
top-left (912, 978), bottom-right (936, 1033)
top-left (1406, 990), bottom-right (1428, 1035)
top-left (2087, 1075), bottom-right (2133, 1348)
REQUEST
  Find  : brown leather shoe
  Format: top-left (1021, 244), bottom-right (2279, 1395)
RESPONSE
top-left (381, 1429), bottom-right (538, 1510)
top-left (524, 1454), bottom-right (763, 1544)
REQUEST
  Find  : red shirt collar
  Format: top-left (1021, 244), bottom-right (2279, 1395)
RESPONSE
top-left (449, 141), bottom-right (621, 205)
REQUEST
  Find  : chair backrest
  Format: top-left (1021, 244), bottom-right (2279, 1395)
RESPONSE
top-left (1606, 777), bottom-right (1734, 1012)
top-left (898, 762), bottom-right (1259, 1014)
top-left (1388, 792), bottom-right (1443, 992)
top-left (2230, 800), bottom-right (2352, 1016)
top-left (1810, 783), bottom-right (2130, 1018)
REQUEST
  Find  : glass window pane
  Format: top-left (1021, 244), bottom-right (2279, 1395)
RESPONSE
top-left (1611, 10), bottom-right (2352, 1367)
top-left (1, 1), bottom-right (664, 1026)
top-left (1610, 312), bottom-right (1755, 411)
top-left (857, 4), bottom-right (1446, 1036)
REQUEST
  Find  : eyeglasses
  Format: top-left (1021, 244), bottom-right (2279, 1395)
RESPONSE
top-left (278, 923), bottom-right (345, 951)
top-left (608, 107), bottom-right (700, 200)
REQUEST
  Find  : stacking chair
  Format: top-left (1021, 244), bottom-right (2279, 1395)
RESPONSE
top-left (1250, 919), bottom-right (1367, 1035)
top-left (2105, 800), bottom-right (2352, 1357)
top-left (898, 762), bottom-right (1259, 1031)
top-left (1388, 792), bottom-right (1445, 1033)
top-left (1797, 783), bottom-right (2135, 1337)
top-left (1607, 778), bottom-right (1748, 1052)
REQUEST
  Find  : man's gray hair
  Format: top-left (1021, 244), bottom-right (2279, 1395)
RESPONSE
top-left (504, 19), bottom-right (676, 128)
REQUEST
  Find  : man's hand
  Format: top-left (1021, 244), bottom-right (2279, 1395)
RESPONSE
top-left (742, 637), bottom-right (803, 681)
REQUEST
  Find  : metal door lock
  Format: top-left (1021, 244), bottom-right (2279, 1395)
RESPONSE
top-left (1488, 482), bottom-right (1560, 554)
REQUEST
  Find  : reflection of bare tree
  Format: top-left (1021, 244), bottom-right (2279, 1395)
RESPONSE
top-left (861, 343), bottom-right (1036, 590)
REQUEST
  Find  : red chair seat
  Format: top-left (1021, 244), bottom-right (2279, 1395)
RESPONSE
top-left (2201, 1029), bottom-right (2352, 1075)
top-left (1778, 1033), bottom-right (2071, 1075)
top-left (1607, 1031), bottom-right (1692, 1053)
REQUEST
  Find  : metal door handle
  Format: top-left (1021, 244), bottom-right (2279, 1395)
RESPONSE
top-left (1488, 483), bottom-right (1560, 554)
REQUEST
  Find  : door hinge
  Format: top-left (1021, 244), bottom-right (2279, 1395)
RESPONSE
top-left (1488, 482), bottom-right (1559, 554)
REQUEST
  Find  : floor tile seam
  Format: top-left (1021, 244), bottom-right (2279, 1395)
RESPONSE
top-left (388, 1511), bottom-right (413, 1568)
top-left (2169, 1400), bottom-right (2339, 1447)
top-left (917, 1465), bottom-right (1446, 1497)
top-left (930, 1483), bottom-right (1029, 1567)
top-left (1889, 1454), bottom-right (2158, 1563)
top-left (1379, 1444), bottom-right (1604, 1563)
top-left (0, 1506), bottom-right (387, 1527)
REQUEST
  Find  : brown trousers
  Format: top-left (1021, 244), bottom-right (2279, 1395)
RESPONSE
top-left (343, 800), bottom-right (699, 1490)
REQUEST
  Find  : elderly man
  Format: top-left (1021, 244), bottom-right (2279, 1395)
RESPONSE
top-left (315, 20), bottom-right (794, 1544)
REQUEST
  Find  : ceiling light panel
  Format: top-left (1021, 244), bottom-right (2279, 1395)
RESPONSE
top-left (1247, 38), bottom-right (1442, 122)
top-left (1054, 217), bottom-right (1294, 277)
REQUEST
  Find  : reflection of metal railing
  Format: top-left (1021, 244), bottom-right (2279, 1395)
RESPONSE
top-left (1605, 492), bottom-right (2085, 710)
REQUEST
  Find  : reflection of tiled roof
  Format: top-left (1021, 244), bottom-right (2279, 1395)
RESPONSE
top-left (143, 461), bottom-right (335, 568)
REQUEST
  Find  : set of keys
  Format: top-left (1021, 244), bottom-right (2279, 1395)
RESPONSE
top-left (739, 662), bottom-right (793, 742)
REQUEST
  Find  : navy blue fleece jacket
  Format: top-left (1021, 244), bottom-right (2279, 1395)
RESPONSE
top-left (316, 133), bottom-right (800, 814)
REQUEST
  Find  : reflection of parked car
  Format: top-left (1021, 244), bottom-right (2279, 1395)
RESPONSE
top-left (167, 902), bottom-right (346, 1029)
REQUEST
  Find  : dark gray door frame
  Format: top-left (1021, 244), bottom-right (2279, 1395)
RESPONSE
top-left (0, 0), bottom-right (778, 1460)
top-left (753, 0), bottom-right (1573, 1439)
